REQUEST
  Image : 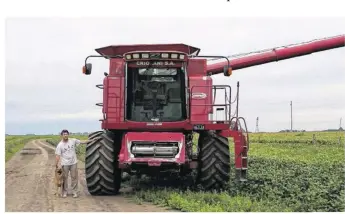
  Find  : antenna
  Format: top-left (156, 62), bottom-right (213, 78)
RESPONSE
top-left (340, 117), bottom-right (343, 129)
top-left (290, 101), bottom-right (293, 131)
top-left (255, 117), bottom-right (259, 133)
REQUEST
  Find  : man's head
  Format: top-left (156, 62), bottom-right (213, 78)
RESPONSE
top-left (60, 129), bottom-right (69, 141)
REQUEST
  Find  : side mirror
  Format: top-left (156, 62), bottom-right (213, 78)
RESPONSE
top-left (223, 65), bottom-right (232, 76)
top-left (82, 63), bottom-right (92, 75)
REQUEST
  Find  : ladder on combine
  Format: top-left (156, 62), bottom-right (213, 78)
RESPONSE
top-left (94, 83), bottom-right (123, 123)
top-left (231, 116), bottom-right (249, 182)
top-left (95, 84), bottom-right (105, 121)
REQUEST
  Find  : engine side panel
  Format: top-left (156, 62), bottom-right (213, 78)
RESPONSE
top-left (118, 132), bottom-right (186, 166)
top-left (103, 59), bottom-right (125, 125)
top-left (189, 76), bottom-right (213, 123)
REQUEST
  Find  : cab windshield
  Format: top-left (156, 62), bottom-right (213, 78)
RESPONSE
top-left (126, 66), bottom-right (187, 122)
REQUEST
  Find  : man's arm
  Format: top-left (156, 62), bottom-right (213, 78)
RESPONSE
top-left (75, 138), bottom-right (92, 145)
top-left (55, 155), bottom-right (60, 167)
top-left (55, 143), bottom-right (61, 167)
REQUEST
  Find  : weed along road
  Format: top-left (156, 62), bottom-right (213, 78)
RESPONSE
top-left (5, 140), bottom-right (170, 212)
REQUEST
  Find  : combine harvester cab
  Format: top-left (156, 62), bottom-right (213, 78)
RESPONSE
top-left (81, 35), bottom-right (345, 195)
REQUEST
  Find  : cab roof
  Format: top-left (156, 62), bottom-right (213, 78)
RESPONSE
top-left (95, 43), bottom-right (201, 57)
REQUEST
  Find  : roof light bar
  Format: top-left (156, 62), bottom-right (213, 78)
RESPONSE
top-left (124, 52), bottom-right (186, 60)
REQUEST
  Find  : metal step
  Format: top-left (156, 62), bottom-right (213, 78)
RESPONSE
top-left (235, 168), bottom-right (248, 182)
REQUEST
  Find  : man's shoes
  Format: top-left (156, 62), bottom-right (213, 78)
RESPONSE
top-left (73, 193), bottom-right (78, 198)
top-left (62, 192), bottom-right (67, 198)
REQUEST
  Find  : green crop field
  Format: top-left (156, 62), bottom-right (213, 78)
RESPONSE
top-left (5, 135), bottom-right (50, 162)
top-left (248, 131), bottom-right (344, 145)
top-left (128, 131), bottom-right (345, 212)
top-left (5, 135), bottom-right (87, 162)
top-left (5, 131), bottom-right (345, 212)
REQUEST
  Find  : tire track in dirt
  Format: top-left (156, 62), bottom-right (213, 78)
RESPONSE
top-left (5, 139), bottom-right (173, 212)
top-left (5, 140), bottom-right (54, 211)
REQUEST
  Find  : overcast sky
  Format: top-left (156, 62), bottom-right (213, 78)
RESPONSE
top-left (5, 17), bottom-right (345, 134)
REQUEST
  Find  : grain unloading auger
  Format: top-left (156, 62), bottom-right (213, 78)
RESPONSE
top-left (81, 35), bottom-right (345, 195)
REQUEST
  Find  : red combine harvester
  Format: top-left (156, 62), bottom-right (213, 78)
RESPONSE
top-left (82, 35), bottom-right (344, 195)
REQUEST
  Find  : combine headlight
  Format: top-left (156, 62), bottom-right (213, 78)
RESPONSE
top-left (126, 54), bottom-right (132, 60)
top-left (133, 53), bottom-right (140, 59)
top-left (142, 53), bottom-right (149, 58)
top-left (179, 54), bottom-right (185, 60)
top-left (171, 54), bottom-right (178, 59)
top-left (161, 53), bottom-right (169, 58)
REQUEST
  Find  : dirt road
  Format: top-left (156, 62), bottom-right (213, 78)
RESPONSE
top-left (5, 140), bottom-right (170, 212)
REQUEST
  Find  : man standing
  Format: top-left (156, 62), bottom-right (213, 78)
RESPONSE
top-left (55, 129), bottom-right (89, 198)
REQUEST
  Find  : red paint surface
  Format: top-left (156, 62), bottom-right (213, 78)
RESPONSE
top-left (189, 76), bottom-right (213, 123)
top-left (109, 59), bottom-right (125, 76)
top-left (95, 44), bottom-right (200, 56)
top-left (105, 77), bottom-right (125, 123)
top-left (186, 58), bottom-right (207, 76)
top-left (207, 35), bottom-right (345, 74)
top-left (220, 130), bottom-right (248, 170)
top-left (102, 120), bottom-right (231, 130)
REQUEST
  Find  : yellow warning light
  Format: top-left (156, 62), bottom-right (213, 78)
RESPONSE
top-left (228, 67), bottom-right (232, 76)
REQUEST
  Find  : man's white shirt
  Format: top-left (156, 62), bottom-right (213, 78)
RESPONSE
top-left (55, 138), bottom-right (81, 166)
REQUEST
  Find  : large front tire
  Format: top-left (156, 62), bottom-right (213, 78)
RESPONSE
top-left (85, 130), bottom-right (122, 195)
top-left (196, 131), bottom-right (230, 190)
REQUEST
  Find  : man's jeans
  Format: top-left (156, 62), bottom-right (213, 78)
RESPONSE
top-left (62, 163), bottom-right (78, 194)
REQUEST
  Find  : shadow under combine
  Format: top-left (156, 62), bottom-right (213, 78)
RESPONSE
top-left (124, 171), bottom-right (209, 193)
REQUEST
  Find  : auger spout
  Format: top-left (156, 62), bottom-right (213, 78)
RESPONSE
top-left (207, 35), bottom-right (345, 75)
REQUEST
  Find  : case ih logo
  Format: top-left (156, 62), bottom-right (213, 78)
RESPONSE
top-left (192, 93), bottom-right (207, 99)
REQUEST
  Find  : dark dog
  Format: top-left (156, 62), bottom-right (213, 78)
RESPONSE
top-left (54, 166), bottom-right (64, 197)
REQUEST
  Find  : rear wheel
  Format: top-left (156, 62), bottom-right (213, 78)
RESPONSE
top-left (85, 130), bottom-right (122, 195)
top-left (196, 131), bottom-right (230, 190)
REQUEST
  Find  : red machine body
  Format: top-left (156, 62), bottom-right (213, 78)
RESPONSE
top-left (97, 45), bottom-right (236, 172)
top-left (82, 35), bottom-right (344, 195)
top-left (207, 35), bottom-right (345, 74)
top-left (99, 44), bottom-right (230, 131)
top-left (100, 59), bottom-right (228, 130)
